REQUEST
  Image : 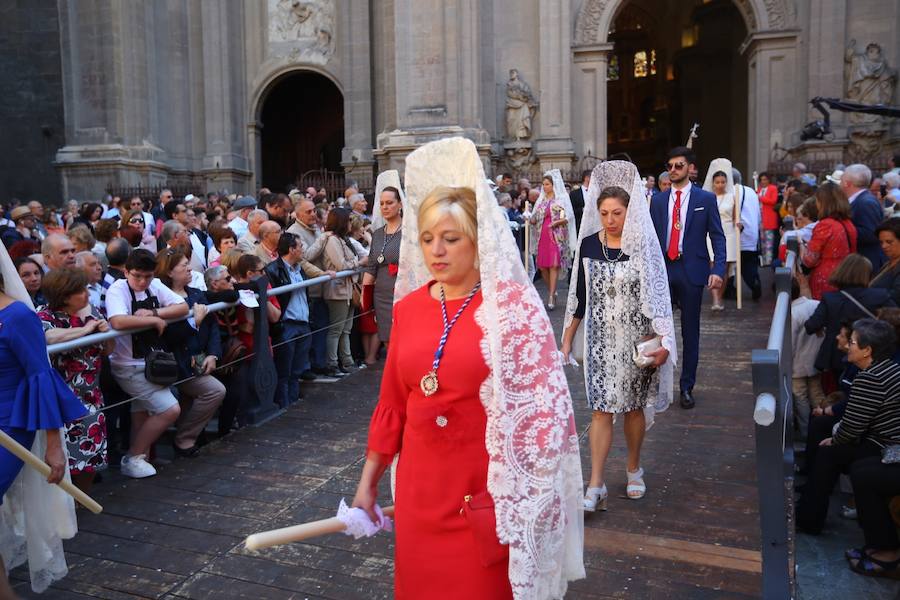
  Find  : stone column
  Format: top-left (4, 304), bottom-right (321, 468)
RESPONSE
top-left (375, 0), bottom-right (491, 173)
top-left (200, 0), bottom-right (252, 192)
top-left (572, 44), bottom-right (613, 162)
top-left (340, 0), bottom-right (376, 183)
top-left (55, 0), bottom-right (168, 200)
top-left (534, 0), bottom-right (574, 170)
top-left (744, 31), bottom-right (800, 174)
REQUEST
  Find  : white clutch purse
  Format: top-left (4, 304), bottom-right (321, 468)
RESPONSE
top-left (571, 321), bottom-right (584, 364)
top-left (632, 335), bottom-right (662, 368)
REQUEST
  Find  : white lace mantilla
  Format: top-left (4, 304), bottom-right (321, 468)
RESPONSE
top-left (397, 137), bottom-right (585, 599)
top-left (371, 169), bottom-right (407, 231)
top-left (564, 161), bottom-right (677, 426)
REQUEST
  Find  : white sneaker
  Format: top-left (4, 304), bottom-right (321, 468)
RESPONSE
top-left (121, 454), bottom-right (157, 478)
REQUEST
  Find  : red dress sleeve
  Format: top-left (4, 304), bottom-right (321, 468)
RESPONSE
top-left (367, 303), bottom-right (410, 462)
top-left (803, 219), bottom-right (830, 268)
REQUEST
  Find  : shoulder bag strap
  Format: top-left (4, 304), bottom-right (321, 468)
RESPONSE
top-left (839, 290), bottom-right (878, 320)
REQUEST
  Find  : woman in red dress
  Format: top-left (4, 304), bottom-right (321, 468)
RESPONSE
top-left (801, 183), bottom-right (857, 299)
top-left (757, 172), bottom-right (779, 266)
top-left (352, 138), bottom-right (584, 600)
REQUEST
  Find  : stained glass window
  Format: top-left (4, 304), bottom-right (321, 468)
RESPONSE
top-left (607, 55), bottom-right (620, 81)
top-left (650, 50), bottom-right (657, 75)
top-left (634, 50), bottom-right (648, 78)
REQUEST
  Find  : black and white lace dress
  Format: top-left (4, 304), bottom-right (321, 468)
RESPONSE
top-left (574, 235), bottom-right (655, 413)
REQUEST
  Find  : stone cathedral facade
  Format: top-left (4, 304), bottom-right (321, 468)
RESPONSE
top-left (2, 0), bottom-right (898, 203)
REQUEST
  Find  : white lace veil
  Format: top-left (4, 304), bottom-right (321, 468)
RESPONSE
top-left (371, 170), bottom-right (407, 231)
top-left (0, 241), bottom-right (77, 593)
top-left (702, 158), bottom-right (735, 197)
top-left (563, 161), bottom-right (677, 424)
top-left (397, 137), bottom-right (585, 599)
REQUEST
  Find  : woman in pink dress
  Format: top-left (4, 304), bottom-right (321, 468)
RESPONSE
top-left (529, 171), bottom-right (576, 310)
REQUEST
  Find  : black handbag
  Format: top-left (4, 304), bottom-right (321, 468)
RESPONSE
top-left (144, 349), bottom-right (179, 385)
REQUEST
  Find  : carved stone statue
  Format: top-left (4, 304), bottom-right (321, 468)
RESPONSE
top-left (505, 69), bottom-right (539, 141)
top-left (269, 0), bottom-right (335, 60)
top-left (844, 40), bottom-right (897, 123)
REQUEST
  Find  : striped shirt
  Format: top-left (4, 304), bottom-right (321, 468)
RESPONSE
top-left (834, 359), bottom-right (900, 448)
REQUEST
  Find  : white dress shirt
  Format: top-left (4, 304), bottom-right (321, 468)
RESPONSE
top-left (737, 185), bottom-right (761, 251)
top-left (666, 181), bottom-right (692, 252)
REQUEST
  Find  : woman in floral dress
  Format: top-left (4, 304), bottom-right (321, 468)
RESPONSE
top-left (529, 169), bottom-right (576, 309)
top-left (38, 268), bottom-right (113, 493)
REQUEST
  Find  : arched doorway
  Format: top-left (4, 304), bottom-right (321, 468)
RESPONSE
top-left (605, 0), bottom-right (748, 176)
top-left (259, 71), bottom-right (344, 192)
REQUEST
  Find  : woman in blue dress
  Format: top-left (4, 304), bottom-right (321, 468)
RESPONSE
top-left (0, 241), bottom-right (86, 596)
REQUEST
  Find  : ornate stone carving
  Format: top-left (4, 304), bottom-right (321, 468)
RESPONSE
top-left (504, 142), bottom-right (537, 171)
top-left (505, 69), bottom-right (539, 142)
top-left (268, 0), bottom-right (335, 63)
top-left (848, 130), bottom-right (887, 164)
top-left (574, 0), bottom-right (608, 46)
top-left (573, 0), bottom-right (794, 46)
top-left (844, 40), bottom-right (897, 121)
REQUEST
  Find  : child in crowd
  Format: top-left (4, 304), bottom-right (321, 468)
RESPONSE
top-left (791, 278), bottom-right (824, 440)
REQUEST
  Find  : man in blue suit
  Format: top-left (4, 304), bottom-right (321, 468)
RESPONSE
top-left (841, 163), bottom-right (886, 272)
top-left (650, 147), bottom-right (727, 409)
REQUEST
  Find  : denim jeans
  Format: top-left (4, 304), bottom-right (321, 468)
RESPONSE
top-left (275, 320), bottom-right (312, 408)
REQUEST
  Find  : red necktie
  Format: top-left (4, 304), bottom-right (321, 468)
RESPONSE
top-left (667, 190), bottom-right (682, 261)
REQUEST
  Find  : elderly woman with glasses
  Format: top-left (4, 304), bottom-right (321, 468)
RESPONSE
top-left (798, 319), bottom-right (900, 547)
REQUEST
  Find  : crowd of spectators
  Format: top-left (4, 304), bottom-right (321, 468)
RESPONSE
top-left (0, 187), bottom-right (374, 486)
top-left (764, 154), bottom-right (900, 580)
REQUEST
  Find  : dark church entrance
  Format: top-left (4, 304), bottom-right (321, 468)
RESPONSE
top-left (606, 0), bottom-right (748, 177)
top-left (259, 71), bottom-right (344, 192)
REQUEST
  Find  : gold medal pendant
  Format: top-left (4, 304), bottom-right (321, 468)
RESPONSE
top-left (675, 221), bottom-right (682, 230)
top-left (420, 371), bottom-right (439, 396)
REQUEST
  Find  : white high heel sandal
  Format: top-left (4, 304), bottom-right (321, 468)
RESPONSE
top-left (626, 468), bottom-right (646, 500)
top-left (583, 484), bottom-right (608, 512)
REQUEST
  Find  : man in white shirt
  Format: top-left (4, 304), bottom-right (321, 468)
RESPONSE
top-left (76, 251), bottom-right (105, 312)
top-left (106, 249), bottom-right (188, 478)
top-left (733, 168), bottom-right (762, 301)
top-left (228, 196), bottom-right (257, 238)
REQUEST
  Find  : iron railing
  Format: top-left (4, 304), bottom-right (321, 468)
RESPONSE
top-left (751, 243), bottom-right (798, 599)
top-left (48, 270), bottom-right (360, 425)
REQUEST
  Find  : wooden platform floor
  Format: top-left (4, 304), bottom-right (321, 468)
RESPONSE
top-left (14, 289), bottom-right (777, 599)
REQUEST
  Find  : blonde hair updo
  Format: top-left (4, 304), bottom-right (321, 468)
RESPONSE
top-left (417, 186), bottom-right (478, 246)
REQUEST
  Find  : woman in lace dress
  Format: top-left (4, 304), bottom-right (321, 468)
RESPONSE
top-left (561, 161), bottom-right (676, 512)
top-left (702, 159), bottom-right (738, 310)
top-left (352, 137), bottom-right (583, 600)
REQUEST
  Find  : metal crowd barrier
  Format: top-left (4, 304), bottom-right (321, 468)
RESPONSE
top-left (751, 244), bottom-right (798, 599)
top-left (48, 269), bottom-right (361, 425)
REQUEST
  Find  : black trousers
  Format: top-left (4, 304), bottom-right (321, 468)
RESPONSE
top-left (850, 456), bottom-right (900, 550)
top-left (804, 413), bottom-right (839, 473)
top-left (740, 250), bottom-right (760, 293)
top-left (797, 439), bottom-right (882, 534)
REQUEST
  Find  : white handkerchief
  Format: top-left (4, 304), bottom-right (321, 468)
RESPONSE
top-left (336, 498), bottom-right (393, 539)
top-left (694, 207), bottom-right (705, 211)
